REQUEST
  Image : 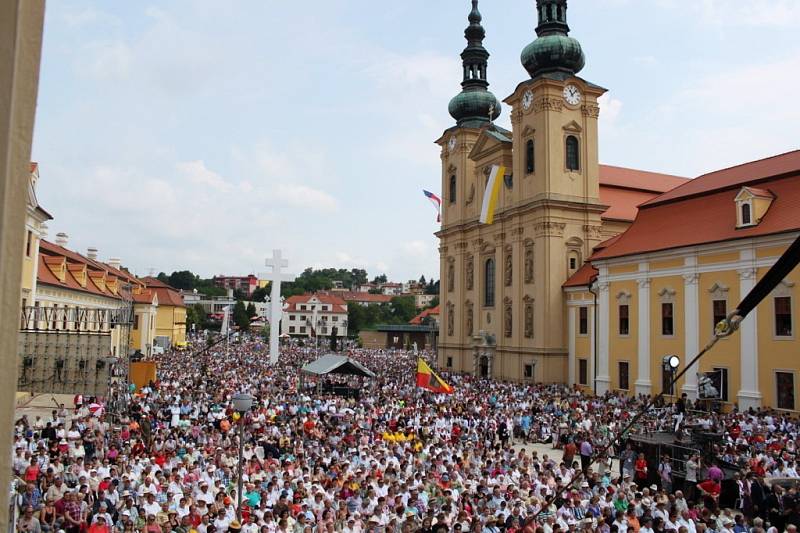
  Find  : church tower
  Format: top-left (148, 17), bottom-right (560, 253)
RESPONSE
top-left (436, 0), bottom-right (607, 384)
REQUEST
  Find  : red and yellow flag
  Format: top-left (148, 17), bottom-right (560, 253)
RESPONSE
top-left (416, 358), bottom-right (453, 394)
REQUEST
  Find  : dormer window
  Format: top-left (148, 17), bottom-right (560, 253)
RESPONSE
top-left (735, 186), bottom-right (774, 228)
top-left (741, 202), bottom-right (752, 225)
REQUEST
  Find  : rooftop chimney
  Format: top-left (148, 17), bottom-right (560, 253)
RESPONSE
top-left (55, 232), bottom-right (68, 247)
top-left (87, 247), bottom-right (98, 260)
top-left (108, 258), bottom-right (121, 270)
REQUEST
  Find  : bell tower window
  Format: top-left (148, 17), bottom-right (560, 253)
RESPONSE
top-left (449, 175), bottom-right (457, 204)
top-left (566, 135), bottom-right (580, 171)
top-left (526, 139), bottom-right (535, 174)
top-left (484, 258), bottom-right (495, 307)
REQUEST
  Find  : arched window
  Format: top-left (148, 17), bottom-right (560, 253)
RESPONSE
top-left (741, 202), bottom-right (751, 225)
top-left (566, 135), bottom-right (580, 171)
top-left (484, 258), bottom-right (495, 307)
top-left (449, 175), bottom-right (456, 204)
top-left (526, 139), bottom-right (535, 174)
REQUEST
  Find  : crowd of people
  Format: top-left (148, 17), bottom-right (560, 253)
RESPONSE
top-left (11, 334), bottom-right (800, 533)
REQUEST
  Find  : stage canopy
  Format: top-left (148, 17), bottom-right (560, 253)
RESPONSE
top-left (301, 354), bottom-right (376, 378)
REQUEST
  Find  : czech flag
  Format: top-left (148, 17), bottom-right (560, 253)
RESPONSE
top-left (416, 358), bottom-right (453, 394)
top-left (423, 190), bottom-right (442, 223)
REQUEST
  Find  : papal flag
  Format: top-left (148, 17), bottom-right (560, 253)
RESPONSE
top-left (416, 358), bottom-right (453, 394)
top-left (479, 164), bottom-right (506, 225)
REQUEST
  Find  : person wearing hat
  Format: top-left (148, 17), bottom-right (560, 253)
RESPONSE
top-left (226, 519), bottom-right (241, 532)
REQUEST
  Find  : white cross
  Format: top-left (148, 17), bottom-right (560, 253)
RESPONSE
top-left (261, 249), bottom-right (296, 364)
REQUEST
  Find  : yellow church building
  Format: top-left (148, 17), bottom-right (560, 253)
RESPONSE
top-left (436, 0), bottom-right (800, 411)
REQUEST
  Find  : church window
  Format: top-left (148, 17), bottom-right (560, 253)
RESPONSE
top-left (484, 258), bottom-right (495, 307)
top-left (775, 296), bottom-right (792, 337)
top-left (776, 372), bottom-right (795, 410)
top-left (619, 304), bottom-right (629, 336)
top-left (578, 306), bottom-right (588, 335)
top-left (712, 299), bottom-right (727, 333)
top-left (662, 302), bottom-right (674, 336)
top-left (449, 175), bottom-right (456, 204)
top-left (526, 140), bottom-right (535, 174)
top-left (741, 203), bottom-right (752, 225)
top-left (618, 362), bottom-right (630, 390)
top-left (566, 135), bottom-right (580, 171)
top-left (578, 359), bottom-right (588, 385)
top-left (569, 257), bottom-right (577, 270)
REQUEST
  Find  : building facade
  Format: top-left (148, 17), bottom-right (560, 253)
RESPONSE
top-left (141, 277), bottom-right (187, 346)
top-left (213, 274), bottom-right (260, 296)
top-left (282, 293), bottom-right (348, 339)
top-left (436, 0), bottom-right (686, 382)
top-left (565, 152), bottom-right (800, 411)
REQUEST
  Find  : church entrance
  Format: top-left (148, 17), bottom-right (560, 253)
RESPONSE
top-left (479, 356), bottom-right (489, 378)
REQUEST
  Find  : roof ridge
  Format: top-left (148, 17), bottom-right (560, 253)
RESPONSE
top-left (696, 148), bottom-right (800, 179)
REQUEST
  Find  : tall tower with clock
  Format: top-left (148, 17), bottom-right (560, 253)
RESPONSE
top-left (437, 0), bottom-right (608, 384)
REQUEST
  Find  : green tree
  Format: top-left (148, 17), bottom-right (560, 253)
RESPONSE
top-left (186, 304), bottom-right (208, 331)
top-left (246, 302), bottom-right (257, 319)
top-left (251, 286), bottom-right (268, 302)
top-left (233, 300), bottom-right (250, 330)
top-left (157, 272), bottom-right (169, 284)
top-left (168, 270), bottom-right (198, 290)
top-left (350, 268), bottom-right (368, 287)
top-left (419, 275), bottom-right (426, 286)
top-left (425, 279), bottom-right (439, 295)
top-left (372, 274), bottom-right (387, 284)
top-left (428, 296), bottom-right (439, 309)
top-left (389, 296), bottom-right (416, 323)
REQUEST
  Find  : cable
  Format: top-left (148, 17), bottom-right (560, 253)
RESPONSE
top-left (532, 233), bottom-right (800, 519)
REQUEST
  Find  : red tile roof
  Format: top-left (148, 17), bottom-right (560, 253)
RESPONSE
top-left (641, 150), bottom-right (800, 207)
top-left (326, 291), bottom-right (392, 304)
top-left (285, 293), bottom-right (348, 314)
top-left (563, 263), bottom-right (599, 288)
top-left (597, 165), bottom-right (690, 222)
top-left (409, 305), bottom-right (439, 325)
top-left (592, 157), bottom-right (800, 260)
top-left (599, 164), bottom-right (688, 193)
top-left (141, 277), bottom-right (186, 308)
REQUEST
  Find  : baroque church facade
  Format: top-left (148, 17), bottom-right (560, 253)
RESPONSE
top-left (436, 0), bottom-right (685, 382)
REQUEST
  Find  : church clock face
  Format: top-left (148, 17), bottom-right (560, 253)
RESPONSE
top-left (448, 136), bottom-right (457, 153)
top-left (563, 84), bottom-right (582, 106)
top-left (521, 89), bottom-right (534, 111)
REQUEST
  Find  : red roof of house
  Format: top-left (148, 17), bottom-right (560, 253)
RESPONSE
top-left (141, 277), bottom-right (186, 308)
top-left (285, 293), bottom-right (348, 314)
top-left (329, 291), bottom-right (392, 304)
top-left (592, 151), bottom-right (800, 260)
top-left (597, 165), bottom-right (690, 222)
top-left (641, 150), bottom-right (800, 207)
top-left (599, 165), bottom-right (688, 192)
top-left (409, 305), bottom-right (440, 325)
top-left (563, 263), bottom-right (599, 288)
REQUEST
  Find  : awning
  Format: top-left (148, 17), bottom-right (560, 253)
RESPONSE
top-left (301, 354), bottom-right (376, 378)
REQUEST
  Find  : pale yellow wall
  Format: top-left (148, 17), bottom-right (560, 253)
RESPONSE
top-left (696, 269), bottom-right (740, 402)
top-left (155, 305), bottom-right (186, 344)
top-left (698, 252), bottom-right (739, 265)
top-left (650, 258), bottom-right (684, 271)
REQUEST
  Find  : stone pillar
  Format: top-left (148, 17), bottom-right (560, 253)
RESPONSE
top-left (568, 306), bottom-right (576, 385)
top-left (635, 268), bottom-right (652, 396)
top-left (737, 254), bottom-right (762, 410)
top-left (682, 263), bottom-right (700, 399)
top-left (596, 282), bottom-right (610, 393)
top-left (0, 1), bottom-right (45, 528)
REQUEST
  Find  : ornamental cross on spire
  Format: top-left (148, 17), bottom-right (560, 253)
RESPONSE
top-left (261, 249), bottom-right (296, 364)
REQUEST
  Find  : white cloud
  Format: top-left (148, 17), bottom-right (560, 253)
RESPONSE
top-left (79, 41), bottom-right (132, 81)
top-left (273, 184), bottom-right (338, 212)
top-left (177, 160), bottom-right (233, 192)
top-left (598, 93), bottom-right (623, 127)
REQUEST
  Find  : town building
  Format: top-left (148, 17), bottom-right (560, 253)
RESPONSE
top-left (141, 277), bottom-right (187, 347)
top-left (212, 274), bottom-right (261, 296)
top-left (360, 305), bottom-right (439, 350)
top-left (436, 0), bottom-right (687, 383)
top-left (564, 151), bottom-right (800, 411)
top-left (319, 291), bottom-right (392, 307)
top-left (282, 293), bottom-right (348, 339)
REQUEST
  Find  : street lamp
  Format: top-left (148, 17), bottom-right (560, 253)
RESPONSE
top-left (232, 392), bottom-right (254, 521)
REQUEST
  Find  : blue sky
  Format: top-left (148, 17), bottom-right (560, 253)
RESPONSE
top-left (32, 0), bottom-right (800, 282)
